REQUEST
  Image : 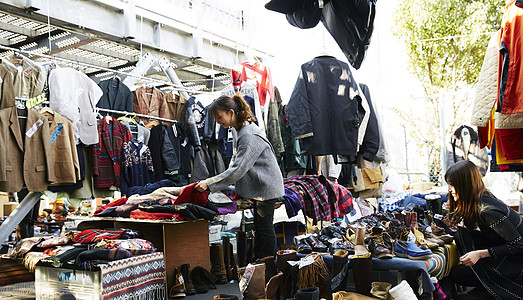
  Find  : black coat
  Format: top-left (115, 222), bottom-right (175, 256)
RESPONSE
top-left (286, 56), bottom-right (365, 156)
top-left (97, 78), bottom-right (134, 118)
top-left (358, 83), bottom-right (380, 162)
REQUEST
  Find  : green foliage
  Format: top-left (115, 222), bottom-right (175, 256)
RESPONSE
top-left (391, 0), bottom-right (504, 183)
top-left (392, 0), bottom-right (504, 94)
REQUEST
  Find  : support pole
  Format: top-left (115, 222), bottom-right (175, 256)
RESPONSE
top-left (0, 192), bottom-right (42, 243)
top-left (122, 51), bottom-right (155, 89)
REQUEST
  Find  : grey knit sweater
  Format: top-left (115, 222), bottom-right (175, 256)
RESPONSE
top-left (206, 123), bottom-right (284, 200)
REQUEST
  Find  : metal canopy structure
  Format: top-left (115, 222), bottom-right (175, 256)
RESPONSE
top-left (0, 0), bottom-right (272, 93)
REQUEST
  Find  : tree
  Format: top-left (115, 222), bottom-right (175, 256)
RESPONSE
top-left (392, 0), bottom-right (504, 184)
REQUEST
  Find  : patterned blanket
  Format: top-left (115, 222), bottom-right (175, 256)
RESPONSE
top-left (100, 252), bottom-right (165, 299)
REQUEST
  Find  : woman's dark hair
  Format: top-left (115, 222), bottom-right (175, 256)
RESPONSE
top-left (209, 93), bottom-right (256, 129)
top-left (444, 160), bottom-right (486, 228)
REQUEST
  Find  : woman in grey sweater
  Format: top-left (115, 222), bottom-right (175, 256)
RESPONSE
top-left (195, 94), bottom-right (284, 259)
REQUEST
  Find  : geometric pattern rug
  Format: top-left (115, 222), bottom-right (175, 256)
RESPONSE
top-left (0, 281), bottom-right (35, 299)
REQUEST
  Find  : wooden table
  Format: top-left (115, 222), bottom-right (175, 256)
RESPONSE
top-left (69, 216), bottom-right (210, 294)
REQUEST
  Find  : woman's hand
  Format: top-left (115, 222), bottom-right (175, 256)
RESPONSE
top-left (460, 249), bottom-right (490, 266)
top-left (195, 180), bottom-right (209, 192)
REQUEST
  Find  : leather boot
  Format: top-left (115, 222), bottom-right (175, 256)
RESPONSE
top-left (306, 235), bottom-right (328, 252)
top-left (254, 255), bottom-right (277, 284)
top-left (222, 236), bottom-right (234, 281)
top-left (246, 233), bottom-right (255, 265)
top-left (169, 267), bottom-right (186, 298)
top-left (237, 231), bottom-right (247, 267)
top-left (276, 250), bottom-right (297, 300)
top-left (354, 226), bottom-right (369, 257)
top-left (351, 256), bottom-right (373, 296)
top-left (295, 287), bottom-right (320, 300)
top-left (227, 237), bottom-right (239, 281)
top-left (180, 263), bottom-right (196, 295)
top-left (242, 263), bottom-right (266, 300)
top-left (331, 250), bottom-right (349, 293)
top-left (210, 243), bottom-right (228, 284)
top-left (265, 271), bottom-right (283, 300)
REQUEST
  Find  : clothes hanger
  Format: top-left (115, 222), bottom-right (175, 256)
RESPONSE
top-left (40, 107), bottom-right (54, 114)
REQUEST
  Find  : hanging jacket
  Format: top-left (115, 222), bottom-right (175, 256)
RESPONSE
top-left (498, 1), bottom-right (523, 128)
top-left (357, 83), bottom-right (380, 162)
top-left (286, 56), bottom-right (365, 156)
top-left (471, 31), bottom-right (500, 128)
top-left (97, 78), bottom-right (134, 119)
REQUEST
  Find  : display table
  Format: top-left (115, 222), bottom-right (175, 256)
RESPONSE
top-left (69, 216), bottom-right (210, 294)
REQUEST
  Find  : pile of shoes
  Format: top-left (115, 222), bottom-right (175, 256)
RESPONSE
top-left (289, 204), bottom-right (455, 261)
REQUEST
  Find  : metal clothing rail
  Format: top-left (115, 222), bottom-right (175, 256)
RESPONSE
top-left (0, 44), bottom-right (218, 95)
top-left (40, 100), bottom-right (177, 123)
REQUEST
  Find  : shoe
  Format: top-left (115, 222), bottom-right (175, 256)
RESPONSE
top-left (331, 250), bottom-right (349, 293)
top-left (265, 271), bottom-right (283, 299)
top-left (180, 264), bottom-right (196, 295)
top-left (413, 227), bottom-right (439, 250)
top-left (191, 266), bottom-right (217, 294)
top-left (253, 255), bottom-right (277, 285)
top-left (306, 235), bottom-right (328, 252)
top-left (210, 243), bottom-right (228, 284)
top-left (328, 238), bottom-right (346, 255)
top-left (394, 240), bottom-right (433, 260)
top-left (294, 235), bottom-right (312, 254)
top-left (170, 268), bottom-right (187, 298)
top-left (368, 227), bottom-right (393, 259)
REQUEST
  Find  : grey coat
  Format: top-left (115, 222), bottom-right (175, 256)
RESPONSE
top-left (206, 123), bottom-right (284, 200)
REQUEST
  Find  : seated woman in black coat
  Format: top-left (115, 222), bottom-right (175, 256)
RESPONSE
top-left (445, 160), bottom-right (523, 300)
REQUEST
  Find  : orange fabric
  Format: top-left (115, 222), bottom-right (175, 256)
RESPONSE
top-left (499, 1), bottom-right (523, 114)
top-left (231, 61), bottom-right (274, 107)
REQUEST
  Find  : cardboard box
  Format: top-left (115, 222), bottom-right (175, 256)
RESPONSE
top-left (3, 202), bottom-right (18, 217)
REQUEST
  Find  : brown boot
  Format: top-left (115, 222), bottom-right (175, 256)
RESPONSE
top-left (223, 236), bottom-right (233, 281)
top-left (169, 267), bottom-right (187, 298)
top-left (210, 243), bottom-right (227, 284)
top-left (241, 263), bottom-right (266, 300)
top-left (265, 271), bottom-right (283, 300)
top-left (276, 250), bottom-right (297, 300)
top-left (351, 256), bottom-right (373, 296)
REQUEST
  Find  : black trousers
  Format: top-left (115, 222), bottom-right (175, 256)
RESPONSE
top-left (253, 199), bottom-right (277, 259)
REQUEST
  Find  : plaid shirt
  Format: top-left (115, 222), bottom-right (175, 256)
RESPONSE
top-left (284, 175), bottom-right (353, 222)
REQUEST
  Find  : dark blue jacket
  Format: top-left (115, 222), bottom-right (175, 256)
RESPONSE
top-left (287, 56), bottom-right (365, 156)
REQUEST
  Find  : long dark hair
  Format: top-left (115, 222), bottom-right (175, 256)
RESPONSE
top-left (444, 160), bottom-right (486, 228)
top-left (209, 93), bottom-right (256, 130)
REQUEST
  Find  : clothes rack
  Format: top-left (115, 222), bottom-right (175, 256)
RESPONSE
top-left (0, 44), bottom-right (217, 96)
top-left (39, 100), bottom-right (177, 124)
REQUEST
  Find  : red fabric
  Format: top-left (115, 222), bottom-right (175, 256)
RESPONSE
top-left (95, 197), bottom-right (128, 214)
top-left (499, 2), bottom-right (523, 114)
top-left (73, 229), bottom-right (126, 244)
top-left (499, 164), bottom-right (510, 171)
top-left (175, 183), bottom-right (209, 207)
top-left (231, 61), bottom-right (274, 107)
top-left (497, 128), bottom-right (523, 160)
top-left (130, 209), bottom-right (180, 220)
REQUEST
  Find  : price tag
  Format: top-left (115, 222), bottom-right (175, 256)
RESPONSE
top-left (26, 93), bottom-right (46, 109)
top-left (26, 119), bottom-right (43, 138)
top-left (50, 124), bottom-right (64, 144)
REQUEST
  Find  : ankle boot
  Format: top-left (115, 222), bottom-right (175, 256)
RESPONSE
top-left (169, 267), bottom-right (187, 298)
top-left (254, 255), bottom-right (277, 284)
top-left (351, 256), bottom-right (373, 296)
top-left (180, 263), bottom-right (196, 295)
top-left (276, 250), bottom-right (297, 300)
top-left (295, 287), bottom-right (320, 300)
top-left (354, 226), bottom-right (370, 257)
top-left (242, 263), bottom-right (266, 300)
top-left (237, 231), bottom-right (247, 267)
top-left (210, 243), bottom-right (228, 284)
top-left (331, 250), bottom-right (349, 293)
